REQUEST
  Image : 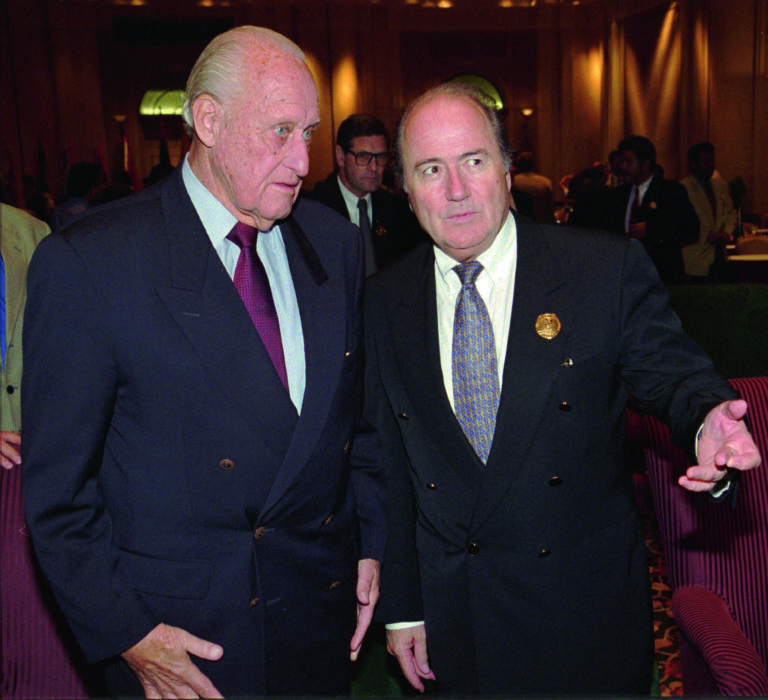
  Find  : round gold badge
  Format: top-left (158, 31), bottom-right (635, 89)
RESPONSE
top-left (535, 313), bottom-right (561, 340)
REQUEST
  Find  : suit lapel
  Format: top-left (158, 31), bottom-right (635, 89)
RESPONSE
top-left (388, 246), bottom-right (491, 491)
top-left (470, 216), bottom-right (573, 531)
top-left (643, 177), bottom-right (659, 213)
top-left (258, 215), bottom-right (343, 517)
top-left (154, 172), bottom-right (298, 465)
top-left (329, 179), bottom-right (351, 221)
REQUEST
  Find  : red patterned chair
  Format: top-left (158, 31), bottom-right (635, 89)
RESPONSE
top-left (642, 376), bottom-right (768, 696)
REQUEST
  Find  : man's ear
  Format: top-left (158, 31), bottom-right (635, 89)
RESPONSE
top-left (191, 95), bottom-right (221, 148)
top-left (335, 144), bottom-right (346, 171)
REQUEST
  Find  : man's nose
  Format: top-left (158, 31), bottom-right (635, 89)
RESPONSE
top-left (287, 134), bottom-right (310, 176)
top-left (446, 168), bottom-right (469, 201)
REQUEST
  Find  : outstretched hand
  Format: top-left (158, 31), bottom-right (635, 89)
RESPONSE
top-left (679, 400), bottom-right (761, 492)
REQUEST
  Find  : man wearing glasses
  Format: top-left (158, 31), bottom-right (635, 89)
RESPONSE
top-left (309, 113), bottom-right (426, 276)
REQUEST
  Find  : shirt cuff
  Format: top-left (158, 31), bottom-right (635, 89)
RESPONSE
top-left (385, 621), bottom-right (424, 630)
top-left (696, 423), bottom-right (739, 503)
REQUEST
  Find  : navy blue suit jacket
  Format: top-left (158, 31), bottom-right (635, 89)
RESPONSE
top-left (366, 213), bottom-right (735, 695)
top-left (22, 169), bottom-right (385, 695)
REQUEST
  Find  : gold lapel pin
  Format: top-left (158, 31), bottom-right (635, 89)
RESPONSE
top-left (535, 313), bottom-right (562, 340)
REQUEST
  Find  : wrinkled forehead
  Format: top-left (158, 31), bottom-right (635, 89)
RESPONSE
top-left (239, 47), bottom-right (317, 106)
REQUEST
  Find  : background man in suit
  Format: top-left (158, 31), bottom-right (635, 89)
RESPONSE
top-left (309, 113), bottom-right (426, 275)
top-left (1, 204), bottom-right (49, 470)
top-left (681, 141), bottom-right (737, 282)
top-left (364, 83), bottom-right (760, 695)
top-left (614, 134), bottom-right (699, 285)
top-left (22, 26), bottom-right (385, 698)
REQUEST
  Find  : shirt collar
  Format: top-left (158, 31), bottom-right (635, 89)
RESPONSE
top-left (338, 175), bottom-right (371, 208)
top-left (636, 174), bottom-right (654, 200)
top-left (434, 210), bottom-right (516, 286)
top-left (182, 156), bottom-right (239, 246)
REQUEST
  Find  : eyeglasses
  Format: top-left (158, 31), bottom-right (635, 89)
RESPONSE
top-left (347, 150), bottom-right (391, 167)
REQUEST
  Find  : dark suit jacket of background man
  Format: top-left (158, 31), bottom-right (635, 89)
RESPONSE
top-left (613, 176), bottom-right (699, 285)
top-left (308, 173), bottom-right (427, 269)
top-left (365, 212), bottom-right (736, 695)
top-left (21, 168), bottom-right (386, 696)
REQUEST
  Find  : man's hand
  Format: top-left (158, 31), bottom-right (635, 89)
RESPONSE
top-left (680, 399), bottom-right (761, 492)
top-left (628, 221), bottom-right (647, 240)
top-left (350, 558), bottom-right (380, 661)
top-left (386, 624), bottom-right (435, 692)
top-left (0, 431), bottom-right (21, 470)
top-left (121, 623), bottom-right (224, 699)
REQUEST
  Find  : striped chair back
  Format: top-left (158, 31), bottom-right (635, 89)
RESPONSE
top-left (642, 376), bottom-right (768, 695)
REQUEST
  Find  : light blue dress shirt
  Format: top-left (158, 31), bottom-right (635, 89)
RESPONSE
top-left (182, 157), bottom-right (306, 412)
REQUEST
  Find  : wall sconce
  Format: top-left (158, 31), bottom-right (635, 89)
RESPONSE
top-left (521, 108), bottom-right (534, 117)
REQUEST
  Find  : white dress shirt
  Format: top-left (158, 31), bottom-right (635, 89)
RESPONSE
top-left (434, 211), bottom-right (518, 408)
top-left (182, 157), bottom-right (306, 412)
top-left (338, 175), bottom-right (373, 227)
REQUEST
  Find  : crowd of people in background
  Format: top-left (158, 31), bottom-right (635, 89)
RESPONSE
top-left (1, 124), bottom-right (760, 289)
top-left (557, 138), bottom-right (760, 284)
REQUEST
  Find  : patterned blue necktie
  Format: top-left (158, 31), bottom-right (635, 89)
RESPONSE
top-left (452, 261), bottom-right (499, 464)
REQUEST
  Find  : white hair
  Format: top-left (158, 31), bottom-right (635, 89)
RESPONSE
top-left (181, 26), bottom-right (306, 136)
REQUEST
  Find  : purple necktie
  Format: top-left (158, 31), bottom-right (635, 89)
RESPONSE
top-left (227, 221), bottom-right (289, 393)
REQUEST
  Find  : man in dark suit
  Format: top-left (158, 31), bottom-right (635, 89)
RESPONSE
top-left (308, 113), bottom-right (426, 275)
top-left (22, 26), bottom-right (385, 698)
top-left (365, 83), bottom-right (760, 695)
top-left (613, 134), bottom-right (699, 285)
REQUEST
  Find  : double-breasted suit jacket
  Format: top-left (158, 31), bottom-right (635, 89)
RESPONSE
top-left (308, 174), bottom-right (428, 269)
top-left (366, 212), bottom-right (736, 695)
top-left (21, 169), bottom-right (386, 695)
